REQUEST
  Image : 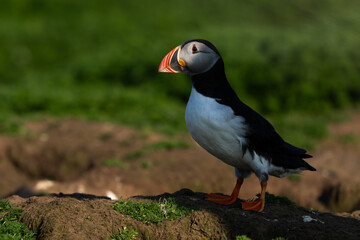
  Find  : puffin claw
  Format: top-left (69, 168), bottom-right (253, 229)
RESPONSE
top-left (204, 178), bottom-right (244, 206)
top-left (241, 199), bottom-right (265, 212)
top-left (205, 194), bottom-right (238, 205)
top-left (241, 181), bottom-right (267, 212)
top-left (205, 193), bottom-right (228, 199)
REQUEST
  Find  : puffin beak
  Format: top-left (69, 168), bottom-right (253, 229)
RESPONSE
top-left (158, 46), bottom-right (185, 73)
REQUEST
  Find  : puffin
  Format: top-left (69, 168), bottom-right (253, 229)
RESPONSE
top-left (158, 39), bottom-right (316, 212)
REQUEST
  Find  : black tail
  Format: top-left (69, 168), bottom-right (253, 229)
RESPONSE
top-left (272, 142), bottom-right (316, 171)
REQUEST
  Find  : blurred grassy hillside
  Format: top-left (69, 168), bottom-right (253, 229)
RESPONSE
top-left (0, 0), bottom-right (359, 143)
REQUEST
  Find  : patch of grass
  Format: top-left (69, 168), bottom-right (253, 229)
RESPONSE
top-left (112, 198), bottom-right (192, 225)
top-left (0, 116), bottom-right (29, 136)
top-left (235, 236), bottom-right (285, 240)
top-left (1, 0), bottom-right (360, 138)
top-left (0, 200), bottom-right (36, 240)
top-left (148, 140), bottom-right (190, 151)
top-left (111, 226), bottom-right (138, 240)
top-left (124, 140), bottom-right (190, 164)
top-left (0, 117), bottom-right (21, 135)
top-left (287, 174), bottom-right (302, 182)
top-left (118, 140), bottom-right (131, 147)
top-left (103, 159), bottom-right (129, 169)
top-left (235, 235), bottom-right (285, 240)
top-left (236, 235), bottom-right (252, 240)
top-left (126, 150), bottom-right (147, 160)
top-left (257, 192), bottom-right (297, 208)
top-left (0, 0), bottom-right (358, 154)
top-left (139, 161), bottom-right (152, 169)
top-left (340, 133), bottom-right (358, 145)
top-left (99, 132), bottom-right (113, 141)
top-left (271, 113), bottom-right (329, 150)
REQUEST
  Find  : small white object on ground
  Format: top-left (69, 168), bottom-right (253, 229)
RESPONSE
top-left (106, 190), bottom-right (118, 200)
top-left (302, 215), bottom-right (324, 224)
top-left (34, 180), bottom-right (54, 191)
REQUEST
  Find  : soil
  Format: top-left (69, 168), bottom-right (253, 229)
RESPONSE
top-left (6, 189), bottom-right (360, 240)
top-left (1, 112), bottom-right (360, 239)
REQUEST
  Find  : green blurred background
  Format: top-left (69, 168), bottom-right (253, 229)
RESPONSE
top-left (1, 0), bottom-right (359, 148)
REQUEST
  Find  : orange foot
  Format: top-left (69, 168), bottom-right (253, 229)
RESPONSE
top-left (241, 198), bottom-right (265, 212)
top-left (205, 193), bottom-right (238, 205)
top-left (205, 178), bottom-right (243, 205)
top-left (241, 181), bottom-right (267, 212)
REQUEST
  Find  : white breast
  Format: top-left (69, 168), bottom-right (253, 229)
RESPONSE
top-left (185, 87), bottom-right (301, 180)
top-left (185, 87), bottom-right (248, 168)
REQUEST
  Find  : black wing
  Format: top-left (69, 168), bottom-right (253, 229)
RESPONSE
top-left (190, 59), bottom-right (315, 171)
top-left (217, 83), bottom-right (315, 171)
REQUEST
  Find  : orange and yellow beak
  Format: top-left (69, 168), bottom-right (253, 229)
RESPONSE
top-left (158, 46), bottom-right (186, 73)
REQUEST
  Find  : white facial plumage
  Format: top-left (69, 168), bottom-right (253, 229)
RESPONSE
top-left (179, 41), bottom-right (220, 76)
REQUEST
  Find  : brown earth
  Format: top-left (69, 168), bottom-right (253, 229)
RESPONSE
top-left (6, 189), bottom-right (360, 240)
top-left (1, 112), bottom-right (360, 239)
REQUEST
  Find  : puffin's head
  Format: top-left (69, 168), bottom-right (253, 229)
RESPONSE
top-left (158, 39), bottom-right (221, 76)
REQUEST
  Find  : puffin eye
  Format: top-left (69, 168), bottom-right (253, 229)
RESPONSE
top-left (192, 44), bottom-right (198, 53)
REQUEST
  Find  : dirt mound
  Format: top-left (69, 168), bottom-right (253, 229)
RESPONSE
top-left (6, 189), bottom-right (360, 240)
top-left (5, 119), bottom-right (136, 181)
top-left (1, 115), bottom-right (360, 239)
top-left (1, 113), bottom-right (360, 213)
top-left (0, 118), bottom-right (150, 199)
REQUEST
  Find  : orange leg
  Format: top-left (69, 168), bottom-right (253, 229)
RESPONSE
top-left (205, 178), bottom-right (243, 205)
top-left (241, 181), bottom-right (267, 212)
